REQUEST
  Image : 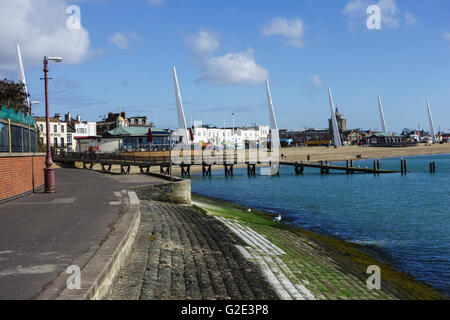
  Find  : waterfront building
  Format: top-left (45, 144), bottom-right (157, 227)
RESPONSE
top-left (191, 124), bottom-right (270, 149)
top-left (35, 113), bottom-right (68, 150)
top-left (64, 113), bottom-right (97, 152)
top-left (96, 112), bottom-right (152, 136)
top-left (77, 126), bottom-right (170, 153)
top-left (366, 133), bottom-right (406, 146)
top-left (280, 129), bottom-right (332, 146)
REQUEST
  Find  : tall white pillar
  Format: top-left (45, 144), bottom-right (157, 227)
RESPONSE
top-left (377, 94), bottom-right (388, 133)
top-left (328, 88), bottom-right (342, 147)
top-left (265, 80), bottom-right (280, 150)
top-left (426, 99), bottom-right (437, 143)
top-left (16, 43), bottom-right (30, 109)
top-left (172, 66), bottom-right (189, 144)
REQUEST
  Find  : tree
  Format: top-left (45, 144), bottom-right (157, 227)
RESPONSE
top-left (35, 124), bottom-right (46, 152)
top-left (0, 79), bottom-right (30, 114)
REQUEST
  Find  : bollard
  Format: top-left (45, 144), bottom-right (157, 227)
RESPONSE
top-left (400, 159), bottom-right (404, 174)
top-left (377, 160), bottom-right (380, 170)
top-left (403, 159), bottom-right (407, 174)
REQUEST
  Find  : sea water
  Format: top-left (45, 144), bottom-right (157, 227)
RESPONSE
top-left (190, 154), bottom-right (450, 295)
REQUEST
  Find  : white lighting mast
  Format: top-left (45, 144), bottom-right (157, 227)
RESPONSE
top-left (328, 88), bottom-right (342, 147)
top-left (172, 66), bottom-right (189, 144)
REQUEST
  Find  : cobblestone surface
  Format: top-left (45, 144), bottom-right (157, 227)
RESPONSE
top-left (108, 201), bottom-right (278, 300)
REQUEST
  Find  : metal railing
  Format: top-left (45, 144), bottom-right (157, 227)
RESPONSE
top-left (52, 151), bottom-right (171, 165)
top-left (52, 150), bottom-right (274, 166)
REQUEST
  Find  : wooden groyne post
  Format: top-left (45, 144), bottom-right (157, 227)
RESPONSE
top-left (430, 162), bottom-right (436, 174)
top-left (400, 159), bottom-right (408, 175)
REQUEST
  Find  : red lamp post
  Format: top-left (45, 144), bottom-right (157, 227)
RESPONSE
top-left (43, 56), bottom-right (62, 193)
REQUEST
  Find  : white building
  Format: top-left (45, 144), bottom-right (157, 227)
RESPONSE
top-left (35, 114), bottom-right (68, 149)
top-left (65, 113), bottom-right (97, 152)
top-left (191, 123), bottom-right (270, 149)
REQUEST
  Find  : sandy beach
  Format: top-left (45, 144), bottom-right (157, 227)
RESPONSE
top-left (279, 143), bottom-right (450, 163)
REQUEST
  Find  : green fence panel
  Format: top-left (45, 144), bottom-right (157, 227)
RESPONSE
top-left (0, 122), bottom-right (9, 152)
top-left (0, 105), bottom-right (38, 153)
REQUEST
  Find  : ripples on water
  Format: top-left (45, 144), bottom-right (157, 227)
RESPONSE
top-left (190, 154), bottom-right (450, 295)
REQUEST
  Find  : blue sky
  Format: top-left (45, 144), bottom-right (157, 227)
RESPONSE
top-left (1, 0), bottom-right (449, 132)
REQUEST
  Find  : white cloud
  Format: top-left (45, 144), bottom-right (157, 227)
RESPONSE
top-left (186, 30), bottom-right (220, 55)
top-left (311, 75), bottom-right (323, 88)
top-left (147, 0), bottom-right (166, 5)
top-left (0, 0), bottom-right (91, 71)
top-left (262, 17), bottom-right (305, 47)
top-left (404, 12), bottom-right (416, 26)
top-left (342, 0), bottom-right (415, 30)
top-left (186, 29), bottom-right (269, 86)
top-left (109, 32), bottom-right (142, 50)
top-left (444, 32), bottom-right (450, 42)
top-left (200, 49), bottom-right (269, 86)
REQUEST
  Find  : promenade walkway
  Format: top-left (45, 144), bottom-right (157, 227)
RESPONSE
top-left (0, 168), bottom-right (165, 300)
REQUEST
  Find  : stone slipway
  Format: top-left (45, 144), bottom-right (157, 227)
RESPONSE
top-left (108, 201), bottom-right (279, 300)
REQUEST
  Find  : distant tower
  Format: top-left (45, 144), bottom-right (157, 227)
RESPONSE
top-left (328, 88), bottom-right (342, 147)
top-left (328, 108), bottom-right (347, 133)
top-left (117, 104), bottom-right (125, 127)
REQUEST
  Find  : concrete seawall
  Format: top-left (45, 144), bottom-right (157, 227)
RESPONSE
top-left (132, 173), bottom-right (191, 205)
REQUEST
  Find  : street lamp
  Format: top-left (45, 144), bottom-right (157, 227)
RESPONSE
top-left (43, 56), bottom-right (62, 193)
top-left (30, 100), bottom-right (39, 115)
top-left (168, 132), bottom-right (181, 181)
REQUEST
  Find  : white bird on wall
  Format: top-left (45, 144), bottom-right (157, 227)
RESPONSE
top-left (273, 215), bottom-right (282, 223)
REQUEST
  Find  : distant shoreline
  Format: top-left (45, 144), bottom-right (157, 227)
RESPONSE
top-left (278, 143), bottom-right (450, 163)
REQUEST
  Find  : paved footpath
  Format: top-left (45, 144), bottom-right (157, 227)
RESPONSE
top-left (0, 168), bottom-right (165, 300)
top-left (109, 201), bottom-right (278, 300)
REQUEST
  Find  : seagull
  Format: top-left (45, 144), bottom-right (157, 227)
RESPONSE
top-left (273, 215), bottom-right (282, 223)
top-left (247, 208), bottom-right (252, 213)
top-left (296, 205), bottom-right (301, 208)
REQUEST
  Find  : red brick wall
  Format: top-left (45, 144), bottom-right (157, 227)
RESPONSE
top-left (0, 155), bottom-right (45, 201)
